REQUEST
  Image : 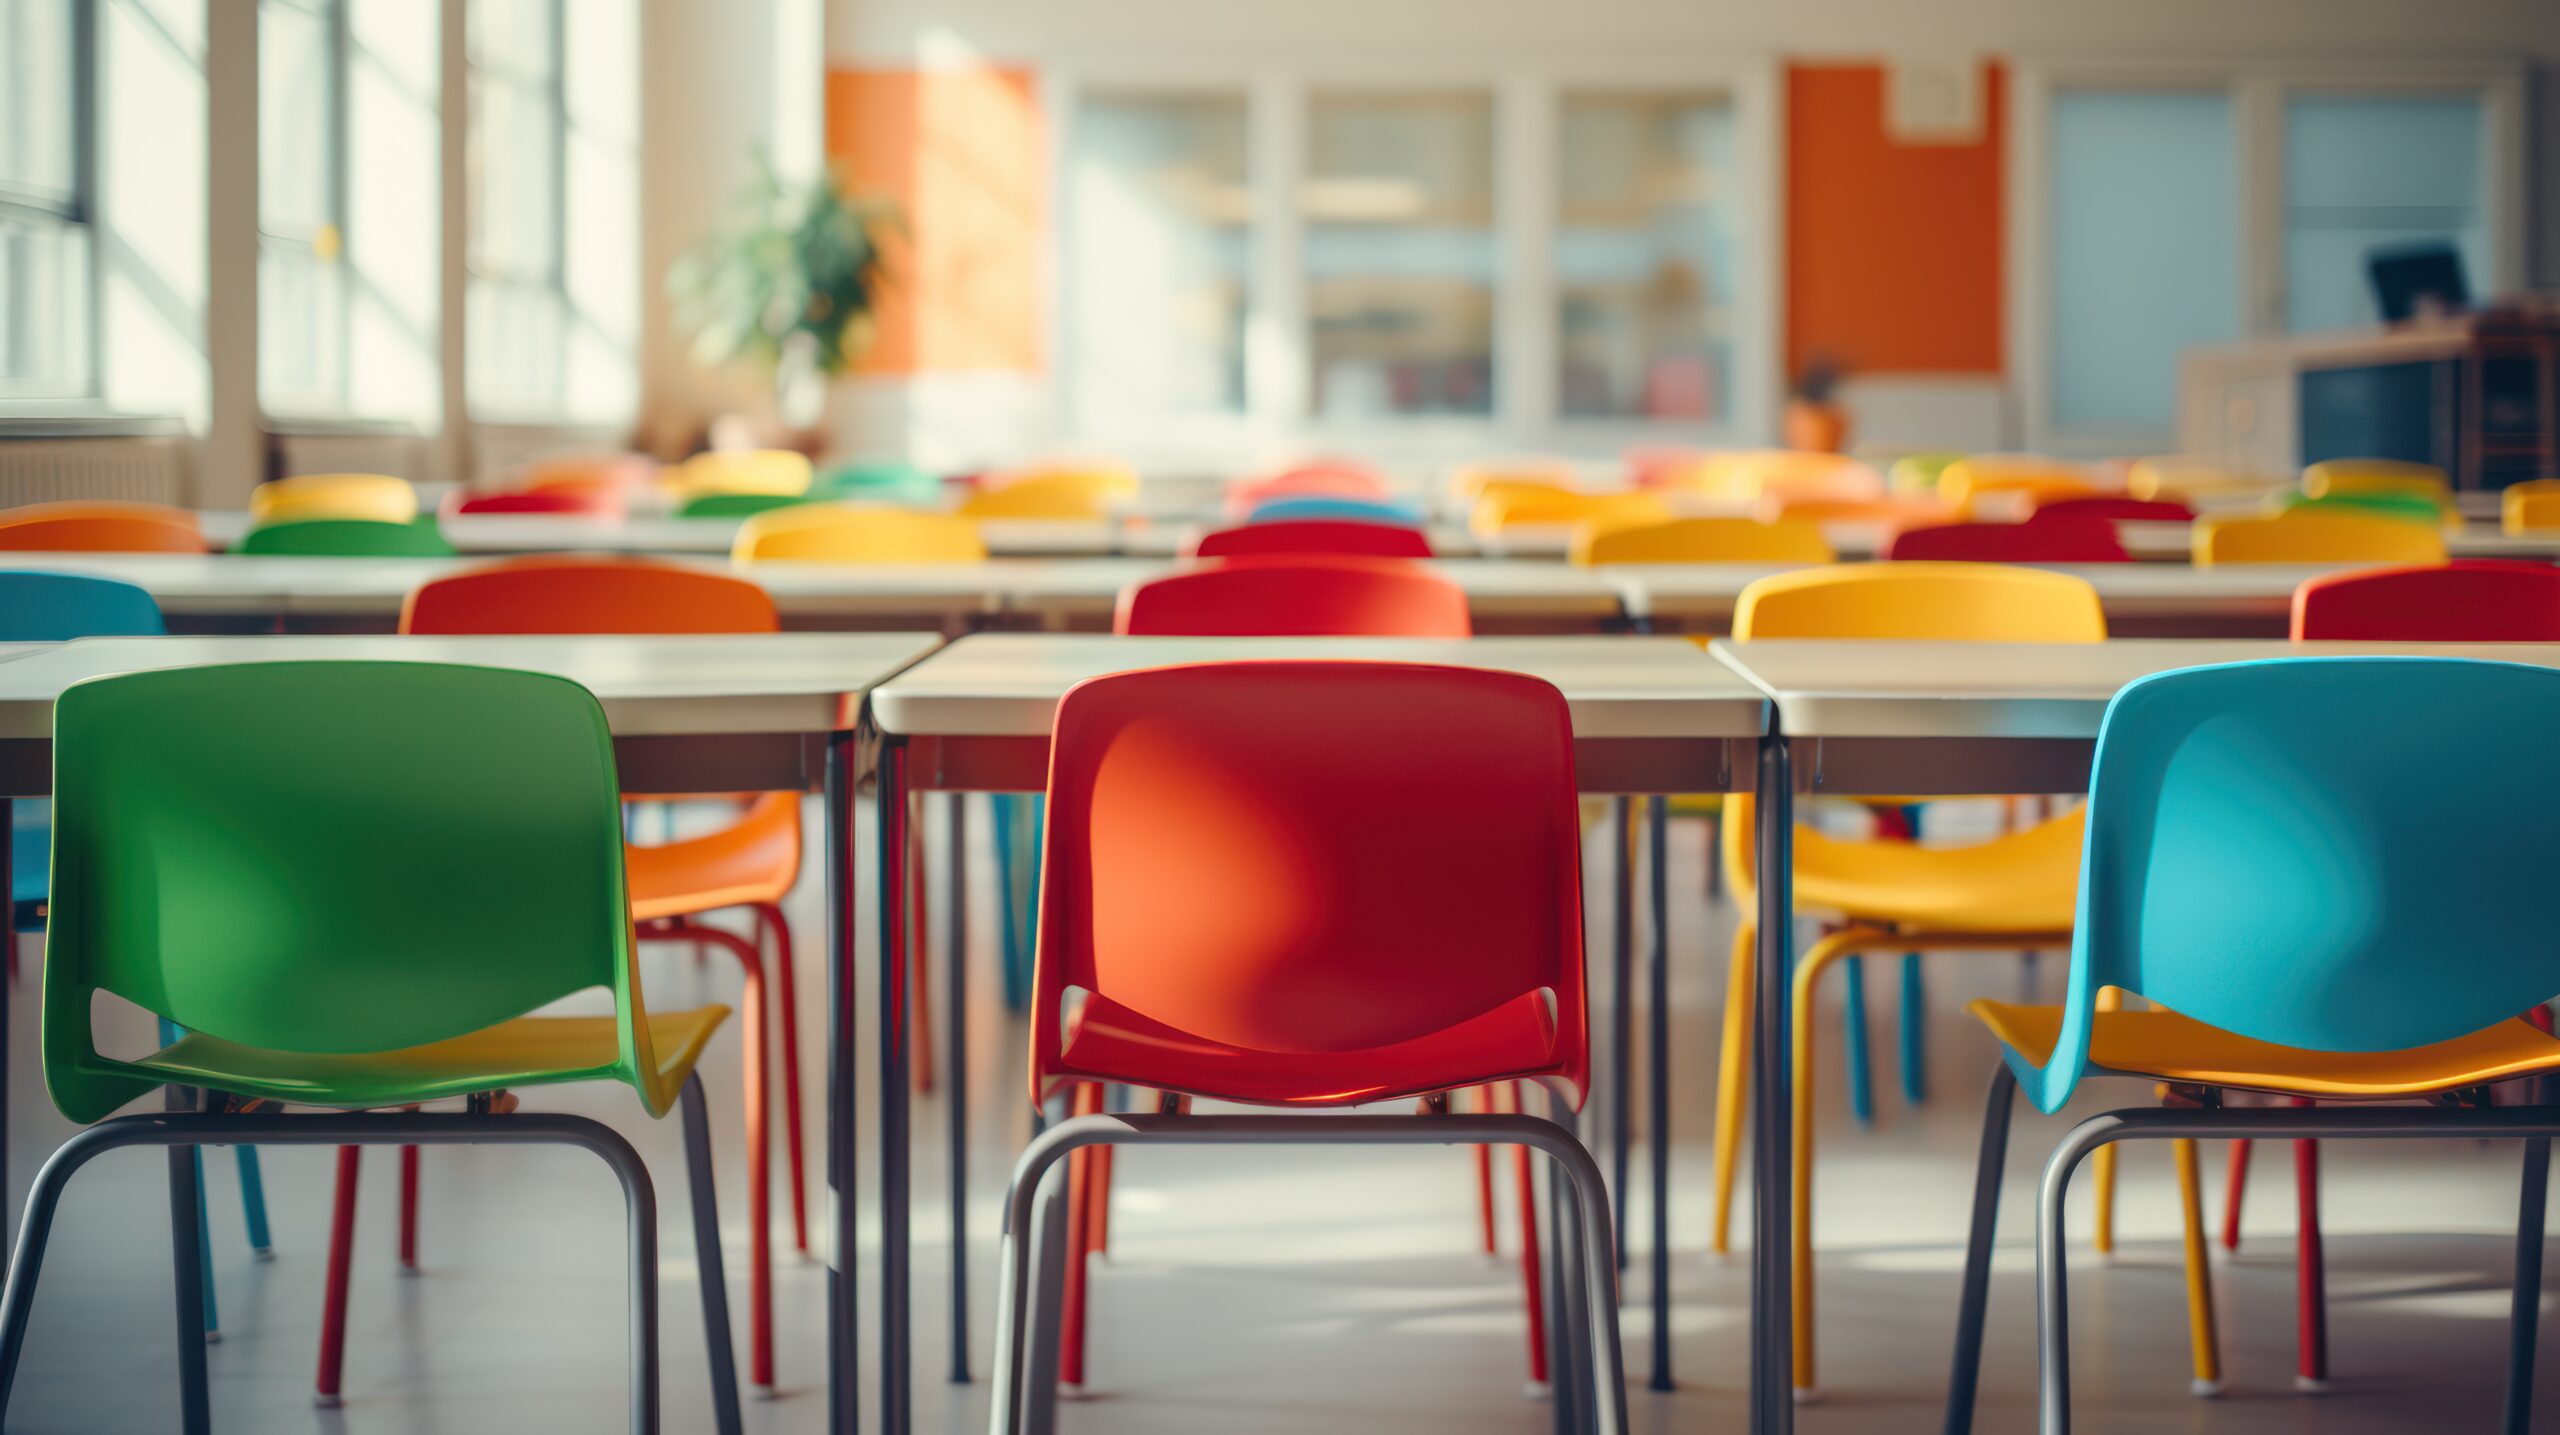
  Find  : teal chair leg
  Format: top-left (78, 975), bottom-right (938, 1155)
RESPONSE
top-left (1024, 794), bottom-right (1045, 959)
top-left (1841, 955), bottom-right (1875, 1126)
top-left (192, 1148), bottom-right (220, 1340)
top-left (1898, 954), bottom-right (1928, 1104)
top-left (235, 1146), bottom-right (273, 1257)
top-left (993, 795), bottom-right (1026, 1011)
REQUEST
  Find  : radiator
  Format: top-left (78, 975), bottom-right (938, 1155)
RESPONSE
top-left (0, 435), bottom-right (194, 506)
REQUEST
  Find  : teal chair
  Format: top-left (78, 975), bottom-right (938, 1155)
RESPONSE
top-left (0, 572), bottom-right (274, 1338)
top-left (1246, 495), bottom-right (1425, 527)
top-left (816, 460), bottom-right (942, 507)
top-left (1944, 656), bottom-right (2560, 1433)
top-left (236, 517), bottom-right (457, 557)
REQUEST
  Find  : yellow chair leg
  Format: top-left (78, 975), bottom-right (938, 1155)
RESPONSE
top-left (2174, 1137), bottom-right (2225, 1396)
top-left (2091, 987), bottom-right (2126, 1255)
top-left (1711, 919), bottom-right (1756, 1256)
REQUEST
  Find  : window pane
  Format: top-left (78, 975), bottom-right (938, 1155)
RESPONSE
top-left (2048, 89), bottom-right (2241, 431)
top-left (1067, 91), bottom-right (1249, 422)
top-left (0, 0), bottom-right (77, 203)
top-left (0, 214), bottom-right (91, 393)
top-left (259, 0), bottom-right (334, 239)
top-left (2284, 93), bottom-right (2486, 333)
top-left (470, 76), bottom-right (560, 280)
top-left (259, 243), bottom-right (343, 403)
top-left (1556, 91), bottom-right (1736, 422)
top-left (1305, 91), bottom-right (1495, 419)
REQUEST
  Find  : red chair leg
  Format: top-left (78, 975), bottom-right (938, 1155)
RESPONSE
top-left (757, 903), bottom-right (812, 1256)
top-left (315, 1145), bottom-right (361, 1406)
top-left (908, 805), bottom-right (935, 1095)
top-left (2293, 1099), bottom-right (2328, 1391)
top-left (2222, 1139), bottom-right (2252, 1251)
top-left (1507, 1081), bottom-right (1548, 1387)
top-left (1059, 1082), bottom-right (1105, 1389)
top-left (1474, 1086), bottom-right (1498, 1256)
top-left (397, 1144), bottom-right (419, 1272)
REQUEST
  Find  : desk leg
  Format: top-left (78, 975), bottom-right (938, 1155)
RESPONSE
top-left (1751, 738), bottom-right (1794, 1435)
top-left (1647, 794), bottom-right (1671, 1391)
top-left (1609, 797), bottom-right (1634, 1276)
top-left (824, 738), bottom-right (859, 1433)
top-left (1, 796), bottom-right (10, 1269)
top-left (947, 795), bottom-right (971, 1384)
top-left (877, 741), bottom-right (913, 1435)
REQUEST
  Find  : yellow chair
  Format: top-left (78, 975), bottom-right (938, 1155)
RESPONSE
top-left (732, 504), bottom-right (987, 563)
top-left (672, 449), bottom-right (814, 499)
top-left (1449, 458), bottom-right (1579, 502)
top-left (958, 472), bottom-right (1123, 521)
top-left (2503, 478), bottom-right (2560, 534)
top-left (2193, 509), bottom-right (2447, 566)
top-left (1469, 488), bottom-right (1670, 540)
top-left (247, 473), bottom-right (418, 526)
top-left (1709, 563), bottom-right (2213, 1398)
top-left (2301, 457), bottom-right (2449, 503)
top-left (2127, 454), bottom-right (2281, 503)
top-left (1670, 451), bottom-right (1880, 505)
top-left (1935, 456), bottom-right (2104, 516)
top-left (1570, 516), bottom-right (1834, 567)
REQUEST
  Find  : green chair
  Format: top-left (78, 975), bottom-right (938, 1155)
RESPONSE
top-left (2280, 490), bottom-right (2448, 528)
top-left (815, 460), bottom-right (941, 507)
top-left (236, 516), bottom-right (459, 557)
top-left (0, 661), bottom-right (742, 1433)
top-left (675, 491), bottom-right (809, 519)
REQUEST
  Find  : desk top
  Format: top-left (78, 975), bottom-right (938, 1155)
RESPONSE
top-left (0, 632), bottom-right (944, 739)
top-left (871, 633), bottom-right (1765, 739)
top-left (1712, 637), bottom-right (2560, 738)
top-left (1611, 562), bottom-right (2344, 623)
top-left (198, 510), bottom-right (1122, 558)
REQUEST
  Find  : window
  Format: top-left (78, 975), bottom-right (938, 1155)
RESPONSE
top-left (1555, 90), bottom-right (1737, 422)
top-left (1304, 91), bottom-right (1497, 420)
top-left (257, 0), bottom-right (343, 409)
top-left (2284, 93), bottom-right (2487, 334)
top-left (1064, 90), bottom-right (1250, 428)
top-left (0, 0), bottom-right (92, 398)
top-left (466, 0), bottom-right (637, 424)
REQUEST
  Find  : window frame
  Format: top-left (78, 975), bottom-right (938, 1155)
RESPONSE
top-left (1045, 53), bottom-right (1780, 467)
top-left (2009, 56), bottom-right (2527, 457)
top-left (0, 0), bottom-right (100, 404)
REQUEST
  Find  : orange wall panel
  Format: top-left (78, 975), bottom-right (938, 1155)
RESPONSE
top-left (1786, 62), bottom-right (2005, 379)
top-left (827, 67), bottom-right (1043, 375)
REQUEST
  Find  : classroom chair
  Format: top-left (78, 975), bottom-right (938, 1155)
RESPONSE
top-left (1941, 657), bottom-right (2560, 1434)
top-left (0, 572), bottom-right (275, 1344)
top-left (1116, 555), bottom-right (1469, 639)
top-left (2501, 479), bottom-right (2560, 534)
top-left (0, 662), bottom-right (745, 1433)
top-left (2279, 490), bottom-right (2456, 530)
top-left (236, 517), bottom-right (459, 558)
top-left (2126, 455), bottom-right (2282, 505)
top-left (1886, 452), bottom-right (1965, 493)
top-left (2028, 495), bottom-right (2196, 525)
top-left (815, 459), bottom-right (943, 507)
top-left (2193, 509), bottom-right (2448, 566)
top-left (0, 500), bottom-right (208, 553)
top-left (1248, 494), bottom-right (1428, 527)
top-left (2300, 457), bottom-right (2449, 503)
top-left (398, 555), bottom-right (804, 1394)
top-left (671, 448), bottom-right (813, 499)
top-left (987, 661), bottom-right (1625, 1433)
top-left (1672, 451), bottom-right (1882, 505)
top-left (1935, 457), bottom-right (2105, 516)
top-left (514, 452), bottom-right (658, 493)
top-left (679, 491), bottom-right (811, 519)
top-left (1708, 563), bottom-right (2209, 1399)
top-left (1224, 461), bottom-right (1388, 518)
top-left (1623, 445), bottom-right (1706, 488)
top-left (1187, 518), bottom-right (1434, 560)
top-left (1449, 458), bottom-right (1579, 501)
top-left (1880, 518), bottom-right (2130, 563)
top-left (441, 486), bottom-right (623, 518)
top-left (2294, 560), bottom-right (2560, 643)
top-left (1567, 515), bottom-right (1834, 567)
top-left (959, 473), bottom-right (1120, 521)
top-left (247, 473), bottom-right (419, 526)
top-left (732, 504), bottom-right (987, 563)
top-left (1756, 494), bottom-right (1960, 529)
top-left (1470, 488), bottom-right (1669, 540)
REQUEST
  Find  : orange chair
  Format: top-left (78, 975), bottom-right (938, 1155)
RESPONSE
top-left (0, 500), bottom-right (207, 553)
top-left (990, 661), bottom-right (1621, 1424)
top-left (398, 555), bottom-right (803, 1395)
top-left (514, 453), bottom-right (658, 492)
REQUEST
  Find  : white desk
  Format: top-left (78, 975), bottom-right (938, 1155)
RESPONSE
top-left (994, 558), bottom-right (1625, 631)
top-left (198, 509), bottom-right (1124, 558)
top-left (1610, 562), bottom-right (2354, 637)
top-left (2117, 520), bottom-right (2560, 563)
top-left (0, 630), bottom-right (945, 1430)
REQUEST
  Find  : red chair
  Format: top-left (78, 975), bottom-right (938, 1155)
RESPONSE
top-left (1880, 517), bottom-right (2130, 563)
top-left (989, 661), bottom-right (1622, 1425)
top-left (1188, 518), bottom-right (1433, 561)
top-left (1116, 556), bottom-right (1470, 637)
top-left (1223, 461), bottom-right (1389, 518)
top-left (395, 555), bottom-right (802, 1395)
top-left (2028, 495), bottom-right (2195, 525)
top-left (2292, 559), bottom-right (2560, 641)
top-left (439, 486), bottom-right (624, 518)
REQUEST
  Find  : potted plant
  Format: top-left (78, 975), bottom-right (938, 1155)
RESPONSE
top-left (668, 158), bottom-right (900, 436)
top-left (1785, 353), bottom-right (1851, 454)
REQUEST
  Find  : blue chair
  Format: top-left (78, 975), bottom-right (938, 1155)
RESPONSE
top-left (1944, 656), bottom-right (2560, 1432)
top-left (1246, 495), bottom-right (1425, 527)
top-left (0, 571), bottom-right (273, 1335)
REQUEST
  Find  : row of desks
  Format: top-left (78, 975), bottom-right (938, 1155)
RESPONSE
top-left (0, 550), bottom-right (2358, 637)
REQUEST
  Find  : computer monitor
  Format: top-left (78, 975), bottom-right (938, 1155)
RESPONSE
top-left (2370, 244), bottom-right (2470, 323)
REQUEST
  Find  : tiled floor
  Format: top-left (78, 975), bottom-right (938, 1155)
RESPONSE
top-left (3, 798), bottom-right (2552, 1432)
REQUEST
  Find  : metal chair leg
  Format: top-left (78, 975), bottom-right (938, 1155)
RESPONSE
top-left (2507, 1136), bottom-right (2550, 1434)
top-left (1022, 1175), bottom-right (1070, 1435)
top-left (679, 1076), bottom-right (746, 1435)
top-left (1942, 1063), bottom-right (2017, 1435)
top-left (167, 1141), bottom-right (211, 1435)
top-left (1609, 797), bottom-right (1635, 1272)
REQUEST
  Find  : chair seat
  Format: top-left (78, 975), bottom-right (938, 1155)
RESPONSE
top-left (1789, 806), bottom-right (2083, 933)
top-left (627, 792), bottom-right (800, 921)
top-left (1971, 999), bottom-right (2560, 1099)
top-left (1053, 989), bottom-right (1567, 1107)
top-left (131, 1005), bottom-right (731, 1110)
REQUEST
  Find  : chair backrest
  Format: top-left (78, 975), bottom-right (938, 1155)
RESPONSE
top-left (2194, 509), bottom-right (2448, 567)
top-left (2301, 458), bottom-right (2448, 503)
top-left (1886, 452), bottom-right (1964, 493)
top-left (2280, 490), bottom-right (2450, 529)
top-left (44, 661), bottom-right (664, 1122)
top-left (672, 448), bottom-right (812, 499)
top-left (2290, 560), bottom-right (2560, 641)
top-left (248, 473), bottom-right (419, 526)
top-left (1755, 494), bottom-right (1959, 529)
top-left (2128, 455), bottom-right (2271, 501)
top-left (1188, 519), bottom-right (1434, 561)
top-left (1935, 456), bottom-right (2102, 512)
top-left (1880, 518), bottom-right (2130, 564)
top-left (514, 453), bottom-right (657, 492)
top-left (402, 556), bottom-right (779, 635)
top-left (2013, 656), bottom-right (2560, 1113)
top-left (1469, 488), bottom-right (1668, 538)
top-left (816, 460), bottom-right (942, 506)
top-left (1248, 495), bottom-right (1427, 528)
top-left (2029, 495), bottom-right (2196, 525)
top-left (1115, 557), bottom-right (1471, 637)
top-left (732, 504), bottom-right (987, 563)
top-left (2502, 479), bottom-right (2560, 535)
top-left (1734, 562), bottom-right (2109, 642)
top-left (1569, 516), bottom-right (1833, 567)
top-left (441, 487), bottom-right (622, 518)
top-left (959, 473), bottom-right (1118, 521)
top-left (1674, 451), bottom-right (1881, 504)
top-left (1450, 460), bottom-right (1578, 502)
top-left (1226, 463), bottom-right (1388, 517)
top-left (678, 491), bottom-right (811, 519)
top-left (1033, 661), bottom-right (1587, 1095)
top-left (0, 501), bottom-right (207, 554)
top-left (0, 571), bottom-right (166, 640)
top-left (237, 517), bottom-right (458, 557)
